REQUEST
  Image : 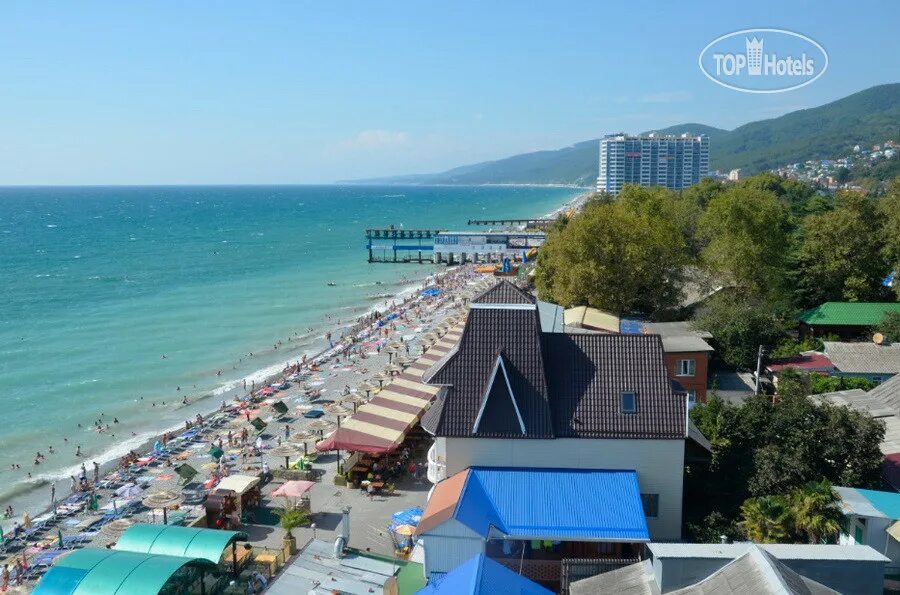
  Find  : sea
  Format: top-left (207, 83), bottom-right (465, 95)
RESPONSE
top-left (0, 184), bottom-right (581, 515)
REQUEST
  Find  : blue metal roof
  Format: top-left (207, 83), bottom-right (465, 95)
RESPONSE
top-left (417, 554), bottom-right (553, 595)
top-left (854, 488), bottom-right (900, 520)
top-left (450, 467), bottom-right (649, 542)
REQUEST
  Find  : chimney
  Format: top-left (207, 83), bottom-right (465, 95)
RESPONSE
top-left (341, 506), bottom-right (351, 542)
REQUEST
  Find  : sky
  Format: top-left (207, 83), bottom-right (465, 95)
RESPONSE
top-left (0, 1), bottom-right (898, 185)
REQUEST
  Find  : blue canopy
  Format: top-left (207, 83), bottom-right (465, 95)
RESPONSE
top-left (417, 554), bottom-right (553, 595)
top-left (392, 506), bottom-right (423, 526)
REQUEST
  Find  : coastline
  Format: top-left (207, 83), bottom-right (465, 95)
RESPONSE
top-left (0, 185), bottom-right (583, 527)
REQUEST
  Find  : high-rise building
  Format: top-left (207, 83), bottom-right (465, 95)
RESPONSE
top-left (596, 133), bottom-right (710, 194)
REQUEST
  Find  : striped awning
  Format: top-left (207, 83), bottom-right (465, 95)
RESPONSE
top-left (316, 323), bottom-right (463, 453)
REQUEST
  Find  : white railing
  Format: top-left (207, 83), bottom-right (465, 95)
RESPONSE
top-left (426, 443), bottom-right (446, 484)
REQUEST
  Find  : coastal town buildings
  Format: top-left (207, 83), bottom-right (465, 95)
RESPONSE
top-left (596, 133), bottom-right (710, 194)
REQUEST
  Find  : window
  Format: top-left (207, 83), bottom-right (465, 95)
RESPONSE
top-left (676, 359), bottom-right (696, 377)
top-left (641, 493), bottom-right (659, 518)
top-left (620, 391), bottom-right (637, 414)
top-left (854, 525), bottom-right (864, 545)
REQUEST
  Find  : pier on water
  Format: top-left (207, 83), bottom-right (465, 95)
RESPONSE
top-left (366, 228), bottom-right (546, 265)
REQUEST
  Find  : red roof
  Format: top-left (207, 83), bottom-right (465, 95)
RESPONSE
top-left (766, 353), bottom-right (834, 374)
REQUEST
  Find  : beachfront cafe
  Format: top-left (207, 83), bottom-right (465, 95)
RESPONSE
top-left (33, 524), bottom-right (249, 595)
top-left (314, 321), bottom-right (464, 490)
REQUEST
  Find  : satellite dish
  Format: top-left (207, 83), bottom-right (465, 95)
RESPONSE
top-left (874, 333), bottom-right (885, 345)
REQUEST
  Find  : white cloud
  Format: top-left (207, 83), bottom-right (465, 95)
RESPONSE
top-left (331, 129), bottom-right (410, 154)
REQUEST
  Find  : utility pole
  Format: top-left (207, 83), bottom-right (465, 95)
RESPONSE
top-left (755, 345), bottom-right (765, 395)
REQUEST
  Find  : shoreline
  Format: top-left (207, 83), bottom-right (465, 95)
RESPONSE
top-left (0, 187), bottom-right (583, 526)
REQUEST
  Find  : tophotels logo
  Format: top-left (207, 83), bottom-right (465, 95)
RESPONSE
top-left (699, 28), bottom-right (827, 93)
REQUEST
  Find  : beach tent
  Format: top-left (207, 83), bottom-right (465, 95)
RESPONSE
top-left (114, 523), bottom-right (248, 564)
top-left (174, 464), bottom-right (198, 486)
top-left (250, 417), bottom-right (268, 433)
top-left (32, 548), bottom-right (218, 595)
top-left (271, 480), bottom-right (315, 499)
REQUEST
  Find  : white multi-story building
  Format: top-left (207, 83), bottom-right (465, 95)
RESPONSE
top-left (596, 133), bottom-right (710, 194)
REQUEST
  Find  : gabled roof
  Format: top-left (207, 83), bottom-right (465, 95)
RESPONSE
top-left (418, 467), bottom-right (650, 542)
top-left (836, 486), bottom-right (900, 520)
top-left (426, 305), bottom-right (554, 438)
top-left (823, 341), bottom-right (900, 374)
top-left (799, 302), bottom-right (900, 326)
top-left (417, 554), bottom-right (554, 595)
top-left (472, 354), bottom-right (526, 435)
top-left (543, 334), bottom-right (686, 439)
top-left (471, 280), bottom-right (534, 305)
top-left (574, 546), bottom-right (840, 594)
top-left (425, 282), bottom-right (687, 440)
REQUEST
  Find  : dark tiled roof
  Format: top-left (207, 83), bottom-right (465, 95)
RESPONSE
top-left (471, 280), bottom-right (535, 304)
top-left (544, 333), bottom-right (685, 439)
top-left (425, 281), bottom-right (685, 440)
top-left (427, 306), bottom-right (554, 438)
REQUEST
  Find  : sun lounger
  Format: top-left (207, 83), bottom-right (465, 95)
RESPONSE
top-left (61, 533), bottom-right (93, 549)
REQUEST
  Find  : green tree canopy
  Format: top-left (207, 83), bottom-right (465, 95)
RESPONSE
top-left (686, 376), bottom-right (883, 540)
top-left (880, 179), bottom-right (900, 300)
top-left (879, 311), bottom-right (900, 343)
top-left (793, 191), bottom-right (890, 307)
top-left (534, 186), bottom-right (689, 314)
top-left (699, 185), bottom-right (793, 293)
top-left (693, 290), bottom-right (792, 369)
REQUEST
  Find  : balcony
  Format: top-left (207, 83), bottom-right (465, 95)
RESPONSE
top-left (426, 443), bottom-right (446, 484)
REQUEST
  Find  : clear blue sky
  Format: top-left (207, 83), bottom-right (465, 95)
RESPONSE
top-left (1, 1), bottom-right (897, 185)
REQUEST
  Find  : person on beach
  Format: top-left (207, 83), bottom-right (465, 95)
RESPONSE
top-left (2, 563), bottom-right (9, 592)
top-left (75, 445), bottom-right (82, 457)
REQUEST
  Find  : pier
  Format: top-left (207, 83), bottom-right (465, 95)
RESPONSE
top-left (366, 228), bottom-right (545, 265)
top-left (467, 218), bottom-right (556, 228)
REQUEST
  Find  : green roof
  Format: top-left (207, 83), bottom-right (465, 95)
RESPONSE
top-left (798, 302), bottom-right (900, 326)
top-left (32, 548), bottom-right (217, 595)
top-left (114, 523), bottom-right (248, 563)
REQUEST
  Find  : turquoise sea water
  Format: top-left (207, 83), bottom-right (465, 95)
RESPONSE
top-left (0, 184), bottom-right (580, 508)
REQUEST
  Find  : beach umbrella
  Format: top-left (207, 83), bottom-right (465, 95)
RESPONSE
top-left (174, 463), bottom-right (198, 486)
top-left (358, 381), bottom-right (376, 398)
top-left (250, 418), bottom-right (268, 434)
top-left (142, 490), bottom-right (184, 525)
top-left (289, 430), bottom-right (317, 456)
top-left (340, 394), bottom-right (367, 413)
top-left (208, 445), bottom-right (225, 461)
top-left (324, 403), bottom-right (353, 417)
top-left (100, 519), bottom-right (133, 539)
top-left (392, 524), bottom-right (417, 537)
top-left (306, 419), bottom-right (334, 438)
top-left (268, 444), bottom-right (300, 470)
top-left (271, 401), bottom-right (289, 416)
top-left (387, 364), bottom-right (403, 375)
top-left (372, 372), bottom-right (389, 388)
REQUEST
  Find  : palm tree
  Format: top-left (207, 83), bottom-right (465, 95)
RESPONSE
top-left (790, 480), bottom-right (844, 544)
top-left (740, 495), bottom-right (792, 543)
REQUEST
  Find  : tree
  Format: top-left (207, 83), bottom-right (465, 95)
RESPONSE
top-left (534, 189), bottom-right (689, 314)
top-left (693, 290), bottom-right (792, 369)
top-left (740, 495), bottom-right (792, 543)
top-left (881, 179), bottom-right (900, 300)
top-left (879, 311), bottom-right (900, 343)
top-left (790, 480), bottom-right (844, 544)
top-left (699, 185), bottom-right (793, 294)
top-left (793, 191), bottom-right (890, 307)
top-left (684, 374), bottom-right (884, 538)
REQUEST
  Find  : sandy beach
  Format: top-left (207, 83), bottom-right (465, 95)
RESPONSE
top-left (0, 261), bottom-right (495, 591)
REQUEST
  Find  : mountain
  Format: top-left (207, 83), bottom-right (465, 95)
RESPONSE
top-left (344, 84), bottom-right (900, 185)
